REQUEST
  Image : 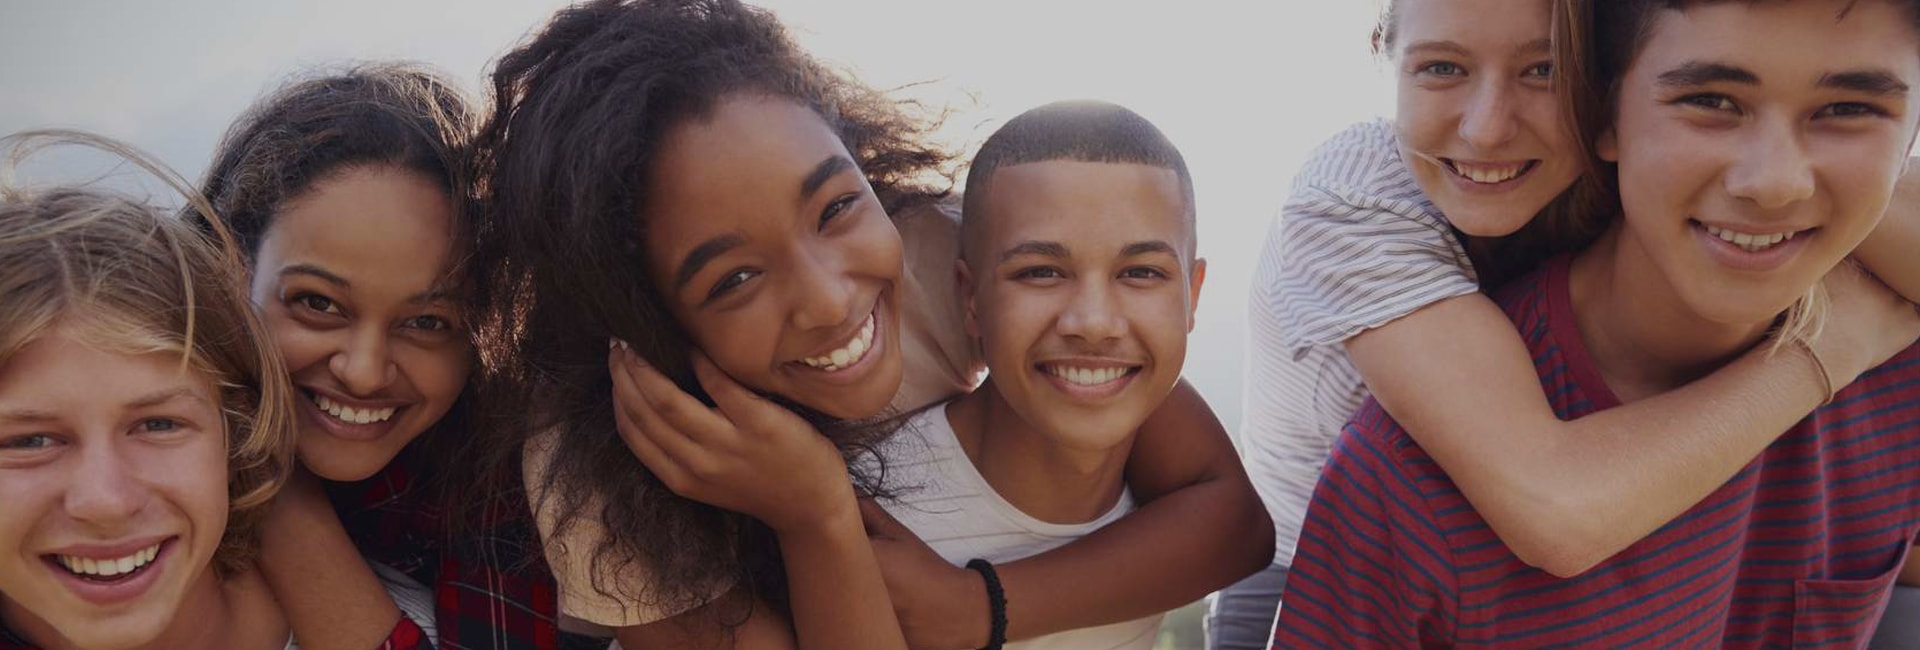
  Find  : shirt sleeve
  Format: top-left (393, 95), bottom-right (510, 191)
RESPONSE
top-left (1270, 402), bottom-right (1458, 649)
top-left (375, 617), bottom-right (433, 650)
top-left (1266, 182), bottom-right (1480, 360)
top-left (521, 433), bottom-right (712, 628)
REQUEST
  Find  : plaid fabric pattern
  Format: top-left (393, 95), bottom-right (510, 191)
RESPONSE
top-left (330, 449), bottom-right (599, 650)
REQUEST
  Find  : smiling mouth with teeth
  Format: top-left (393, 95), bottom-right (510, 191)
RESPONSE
top-left (51, 543), bottom-right (162, 583)
top-left (1701, 222), bottom-right (1801, 252)
top-left (1040, 364), bottom-right (1141, 386)
top-left (1444, 159), bottom-right (1538, 184)
top-left (310, 393), bottom-right (397, 425)
top-left (799, 313), bottom-right (876, 373)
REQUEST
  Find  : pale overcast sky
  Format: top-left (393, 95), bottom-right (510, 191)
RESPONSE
top-left (0, 0), bottom-right (1394, 437)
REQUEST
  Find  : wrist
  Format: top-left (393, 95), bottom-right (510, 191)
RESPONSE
top-left (945, 563), bottom-right (991, 649)
top-left (1789, 338), bottom-right (1843, 404)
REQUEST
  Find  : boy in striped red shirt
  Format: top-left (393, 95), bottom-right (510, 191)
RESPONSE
top-left (1273, 1), bottom-right (1920, 647)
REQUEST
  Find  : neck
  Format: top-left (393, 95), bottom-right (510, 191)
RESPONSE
top-left (3, 564), bottom-right (284, 650)
top-left (946, 379), bottom-right (1131, 524)
top-left (1568, 227), bottom-right (1775, 403)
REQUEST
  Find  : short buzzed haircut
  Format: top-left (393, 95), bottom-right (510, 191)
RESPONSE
top-left (960, 100), bottom-right (1196, 266)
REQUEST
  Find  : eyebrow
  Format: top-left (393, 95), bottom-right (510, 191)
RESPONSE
top-left (1121, 241), bottom-right (1179, 258)
top-left (801, 156), bottom-right (857, 200)
top-left (0, 387), bottom-right (207, 424)
top-left (1657, 62), bottom-right (1759, 87)
top-left (1402, 40), bottom-right (1469, 58)
top-left (126, 387), bottom-right (208, 411)
top-left (672, 234), bottom-right (747, 292)
top-left (1514, 38), bottom-right (1551, 57)
top-left (279, 263), bottom-right (350, 289)
top-left (1819, 70), bottom-right (1910, 96)
top-left (998, 241), bottom-right (1070, 264)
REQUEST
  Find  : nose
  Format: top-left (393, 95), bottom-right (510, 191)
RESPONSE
top-left (1057, 280), bottom-right (1128, 344)
top-left (329, 327), bottom-right (397, 396)
top-left (1724, 118), bottom-right (1815, 210)
top-left (1459, 80), bottom-right (1521, 151)
top-left (788, 247), bottom-right (859, 333)
top-left (65, 444), bottom-right (147, 526)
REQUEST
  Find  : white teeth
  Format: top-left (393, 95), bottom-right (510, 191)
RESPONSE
top-left (1703, 224), bottom-right (1796, 252)
top-left (1451, 161), bottom-right (1527, 184)
top-left (311, 394), bottom-right (396, 425)
top-left (801, 313), bottom-right (877, 372)
top-left (1045, 365), bottom-right (1131, 386)
top-left (57, 543), bottom-right (161, 578)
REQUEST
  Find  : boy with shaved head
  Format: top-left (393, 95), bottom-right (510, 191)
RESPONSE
top-left (861, 100), bottom-right (1217, 649)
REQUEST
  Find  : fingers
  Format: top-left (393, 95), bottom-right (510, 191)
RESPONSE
top-left (691, 350), bottom-right (811, 434)
top-left (609, 345), bottom-right (693, 489)
top-left (611, 343), bottom-right (734, 443)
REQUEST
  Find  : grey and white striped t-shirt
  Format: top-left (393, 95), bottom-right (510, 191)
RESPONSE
top-left (1242, 119), bottom-right (1480, 567)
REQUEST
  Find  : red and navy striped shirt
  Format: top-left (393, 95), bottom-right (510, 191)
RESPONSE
top-left (1272, 256), bottom-right (1920, 649)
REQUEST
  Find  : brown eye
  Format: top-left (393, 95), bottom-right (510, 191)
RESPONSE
top-left (295, 294), bottom-right (342, 316)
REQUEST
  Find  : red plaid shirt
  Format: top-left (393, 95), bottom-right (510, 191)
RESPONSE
top-left (329, 448), bottom-right (604, 650)
top-left (0, 611), bottom-right (429, 649)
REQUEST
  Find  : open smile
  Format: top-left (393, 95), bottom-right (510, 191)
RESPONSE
top-left (41, 537), bottom-right (175, 605)
top-left (1689, 219), bottom-right (1816, 271)
top-left (298, 387), bottom-right (410, 442)
top-left (1034, 361), bottom-right (1143, 401)
top-left (1441, 158), bottom-right (1540, 188)
top-left (786, 303), bottom-right (887, 385)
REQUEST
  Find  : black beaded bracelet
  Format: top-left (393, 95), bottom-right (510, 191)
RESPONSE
top-left (965, 558), bottom-right (1008, 650)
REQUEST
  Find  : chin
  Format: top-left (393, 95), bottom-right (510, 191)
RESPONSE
top-left (296, 439), bottom-right (392, 482)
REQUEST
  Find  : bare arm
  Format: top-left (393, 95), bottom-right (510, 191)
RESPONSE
top-left (1854, 157), bottom-right (1920, 303)
top-left (256, 469), bottom-right (407, 650)
top-left (1348, 264), bottom-right (1917, 578)
top-left (874, 380), bottom-right (1271, 649)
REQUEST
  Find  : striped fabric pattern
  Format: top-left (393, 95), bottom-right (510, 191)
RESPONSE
top-left (1272, 256), bottom-right (1920, 649)
top-left (1242, 119), bottom-right (1481, 567)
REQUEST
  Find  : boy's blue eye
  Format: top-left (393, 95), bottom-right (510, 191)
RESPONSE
top-left (0, 434), bottom-right (55, 450)
top-left (1418, 61), bottom-right (1465, 77)
top-left (140, 418), bottom-right (179, 433)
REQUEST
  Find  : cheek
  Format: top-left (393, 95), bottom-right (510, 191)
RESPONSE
top-left (261, 313), bottom-right (331, 371)
top-left (395, 346), bottom-right (473, 407)
top-left (682, 311), bottom-right (783, 386)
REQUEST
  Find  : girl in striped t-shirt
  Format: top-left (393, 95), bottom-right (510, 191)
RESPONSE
top-left (1214, 0), bottom-right (1920, 647)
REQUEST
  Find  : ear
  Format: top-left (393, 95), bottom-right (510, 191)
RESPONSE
top-left (1596, 125), bottom-right (1619, 163)
top-left (955, 256), bottom-right (981, 340)
top-left (1186, 258), bottom-right (1207, 333)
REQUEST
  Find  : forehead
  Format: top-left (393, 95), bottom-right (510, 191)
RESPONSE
top-left (260, 167), bottom-right (460, 291)
top-left (1633, 1), bottom-right (1920, 80)
top-left (641, 95), bottom-right (853, 264)
top-left (976, 160), bottom-right (1191, 255)
top-left (0, 326), bottom-right (213, 418)
top-left (1395, 0), bottom-right (1553, 53)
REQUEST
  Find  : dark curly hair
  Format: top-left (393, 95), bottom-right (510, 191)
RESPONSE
top-left (472, 0), bottom-right (952, 621)
top-left (180, 62), bottom-right (490, 532)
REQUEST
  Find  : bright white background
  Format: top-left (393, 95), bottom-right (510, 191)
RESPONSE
top-left (0, 0), bottom-right (1394, 442)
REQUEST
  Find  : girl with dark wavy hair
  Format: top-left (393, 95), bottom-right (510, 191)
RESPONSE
top-left (185, 64), bottom-right (568, 649)
top-left (476, 0), bottom-right (1271, 647)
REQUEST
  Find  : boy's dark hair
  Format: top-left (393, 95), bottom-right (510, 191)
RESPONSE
top-left (960, 100), bottom-right (1195, 265)
top-left (472, 0), bottom-right (952, 620)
